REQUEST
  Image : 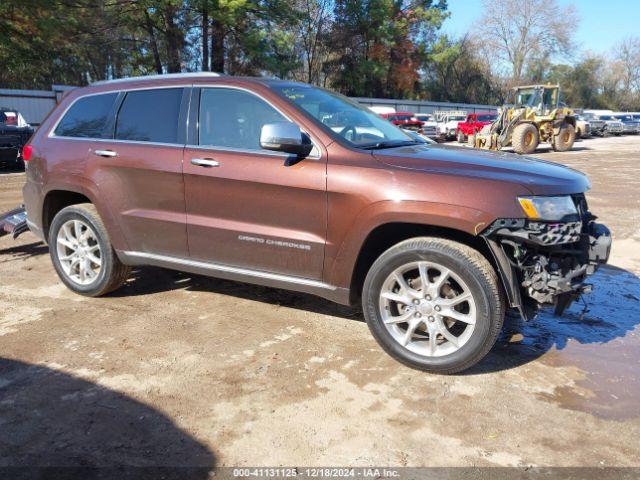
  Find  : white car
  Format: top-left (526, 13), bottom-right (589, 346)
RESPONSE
top-left (413, 113), bottom-right (438, 139)
top-left (434, 111), bottom-right (467, 141)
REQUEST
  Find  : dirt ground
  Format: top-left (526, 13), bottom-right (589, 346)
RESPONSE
top-left (1, 134), bottom-right (639, 469)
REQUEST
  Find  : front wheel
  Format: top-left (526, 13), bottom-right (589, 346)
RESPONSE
top-left (512, 123), bottom-right (539, 154)
top-left (552, 124), bottom-right (576, 152)
top-left (362, 237), bottom-right (505, 374)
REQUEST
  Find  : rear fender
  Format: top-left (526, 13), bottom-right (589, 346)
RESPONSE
top-left (42, 176), bottom-right (130, 251)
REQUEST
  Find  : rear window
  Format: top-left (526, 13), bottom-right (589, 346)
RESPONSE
top-left (115, 88), bottom-right (182, 144)
top-left (477, 115), bottom-right (497, 122)
top-left (54, 93), bottom-right (118, 138)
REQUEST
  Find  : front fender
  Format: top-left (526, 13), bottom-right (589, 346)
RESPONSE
top-left (324, 199), bottom-right (496, 288)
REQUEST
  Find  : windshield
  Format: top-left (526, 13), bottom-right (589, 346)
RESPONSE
top-left (615, 115), bottom-right (632, 121)
top-left (515, 88), bottom-right (541, 107)
top-left (599, 115), bottom-right (613, 120)
top-left (272, 85), bottom-right (413, 147)
top-left (477, 114), bottom-right (497, 122)
top-left (448, 115), bottom-right (466, 122)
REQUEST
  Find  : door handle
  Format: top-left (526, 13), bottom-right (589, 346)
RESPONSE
top-left (94, 149), bottom-right (118, 158)
top-left (191, 158), bottom-right (220, 168)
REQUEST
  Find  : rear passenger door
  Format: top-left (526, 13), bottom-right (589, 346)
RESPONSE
top-left (84, 87), bottom-right (189, 258)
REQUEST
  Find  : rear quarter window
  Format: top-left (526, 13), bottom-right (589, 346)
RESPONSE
top-left (54, 93), bottom-right (118, 138)
top-left (115, 88), bottom-right (183, 144)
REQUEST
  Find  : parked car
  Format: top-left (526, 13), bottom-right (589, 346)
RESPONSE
top-left (580, 112), bottom-right (606, 136)
top-left (0, 108), bottom-right (35, 168)
top-left (455, 112), bottom-right (498, 143)
top-left (434, 111), bottom-right (467, 141)
top-left (18, 73), bottom-right (611, 374)
top-left (413, 113), bottom-right (438, 139)
top-left (612, 113), bottom-right (640, 134)
top-left (380, 112), bottom-right (424, 131)
top-left (402, 128), bottom-right (437, 144)
top-left (574, 115), bottom-right (592, 138)
top-left (596, 115), bottom-right (624, 135)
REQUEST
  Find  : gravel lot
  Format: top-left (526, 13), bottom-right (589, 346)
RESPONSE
top-left (1, 135), bottom-right (639, 468)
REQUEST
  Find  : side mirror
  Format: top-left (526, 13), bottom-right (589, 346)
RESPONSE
top-left (260, 122), bottom-right (313, 157)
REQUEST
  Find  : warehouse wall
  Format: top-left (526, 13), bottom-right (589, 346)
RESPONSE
top-left (353, 97), bottom-right (498, 114)
top-left (0, 85), bottom-right (75, 126)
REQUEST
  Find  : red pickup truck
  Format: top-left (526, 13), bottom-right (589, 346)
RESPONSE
top-left (380, 112), bottom-right (424, 131)
top-left (455, 112), bottom-right (498, 143)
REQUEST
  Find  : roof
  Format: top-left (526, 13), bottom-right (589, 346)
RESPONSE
top-left (513, 84), bottom-right (560, 90)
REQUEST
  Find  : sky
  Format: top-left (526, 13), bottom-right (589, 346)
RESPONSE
top-left (442, 0), bottom-right (640, 60)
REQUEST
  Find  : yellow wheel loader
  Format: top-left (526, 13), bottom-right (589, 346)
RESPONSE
top-left (469, 84), bottom-right (576, 155)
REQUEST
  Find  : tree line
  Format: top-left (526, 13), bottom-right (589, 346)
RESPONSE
top-left (1, 0), bottom-right (639, 110)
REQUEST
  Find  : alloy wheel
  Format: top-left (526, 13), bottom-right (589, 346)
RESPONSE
top-left (378, 261), bottom-right (477, 357)
top-left (56, 219), bottom-right (102, 285)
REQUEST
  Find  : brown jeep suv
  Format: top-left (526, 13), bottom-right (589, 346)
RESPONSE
top-left (21, 73), bottom-right (611, 373)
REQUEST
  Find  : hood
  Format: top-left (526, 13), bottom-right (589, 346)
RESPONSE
top-left (373, 144), bottom-right (590, 195)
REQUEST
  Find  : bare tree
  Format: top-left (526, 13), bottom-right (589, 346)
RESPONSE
top-left (614, 37), bottom-right (640, 94)
top-left (293, 0), bottom-right (332, 84)
top-left (478, 0), bottom-right (578, 83)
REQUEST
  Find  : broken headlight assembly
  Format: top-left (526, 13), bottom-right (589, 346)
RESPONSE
top-left (482, 194), bottom-right (611, 319)
top-left (517, 195), bottom-right (577, 221)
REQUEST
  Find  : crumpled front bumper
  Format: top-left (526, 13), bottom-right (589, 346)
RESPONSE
top-left (481, 197), bottom-right (611, 319)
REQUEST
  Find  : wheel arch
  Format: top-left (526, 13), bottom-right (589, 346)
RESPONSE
top-left (41, 183), bottom-right (129, 251)
top-left (42, 189), bottom-right (93, 240)
top-left (347, 222), bottom-right (500, 305)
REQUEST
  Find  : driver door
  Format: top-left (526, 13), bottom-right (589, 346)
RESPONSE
top-left (182, 87), bottom-right (328, 280)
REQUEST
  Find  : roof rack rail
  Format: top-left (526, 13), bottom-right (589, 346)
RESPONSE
top-left (91, 72), bottom-right (222, 86)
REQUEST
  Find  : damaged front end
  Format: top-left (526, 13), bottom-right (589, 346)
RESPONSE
top-left (482, 194), bottom-right (611, 319)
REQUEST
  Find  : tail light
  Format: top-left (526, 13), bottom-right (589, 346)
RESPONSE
top-left (22, 145), bottom-right (33, 161)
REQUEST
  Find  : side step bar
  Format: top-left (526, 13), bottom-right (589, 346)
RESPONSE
top-left (0, 205), bottom-right (29, 239)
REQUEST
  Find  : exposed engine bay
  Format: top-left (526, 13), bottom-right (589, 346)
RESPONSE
top-left (482, 194), bottom-right (611, 320)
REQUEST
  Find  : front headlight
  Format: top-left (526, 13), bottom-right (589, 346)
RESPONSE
top-left (517, 196), bottom-right (577, 221)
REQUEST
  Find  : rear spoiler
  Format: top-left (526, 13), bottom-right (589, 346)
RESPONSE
top-left (0, 205), bottom-right (28, 239)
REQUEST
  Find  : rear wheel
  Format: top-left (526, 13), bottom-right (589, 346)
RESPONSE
top-left (362, 237), bottom-right (504, 374)
top-left (512, 123), bottom-right (539, 154)
top-left (552, 124), bottom-right (575, 152)
top-left (49, 203), bottom-right (130, 296)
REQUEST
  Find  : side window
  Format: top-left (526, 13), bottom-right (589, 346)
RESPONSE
top-left (115, 88), bottom-right (182, 143)
top-left (54, 93), bottom-right (118, 138)
top-left (198, 88), bottom-right (287, 151)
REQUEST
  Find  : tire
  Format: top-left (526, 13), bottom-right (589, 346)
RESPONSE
top-left (48, 203), bottom-right (131, 296)
top-left (362, 237), bottom-right (505, 374)
top-left (456, 130), bottom-right (466, 143)
top-left (511, 123), bottom-right (539, 154)
top-left (552, 123), bottom-right (575, 152)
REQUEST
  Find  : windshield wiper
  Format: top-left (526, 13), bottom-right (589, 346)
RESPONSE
top-left (360, 140), bottom-right (422, 150)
